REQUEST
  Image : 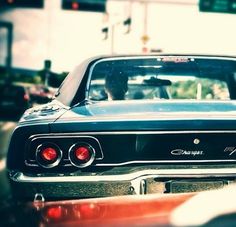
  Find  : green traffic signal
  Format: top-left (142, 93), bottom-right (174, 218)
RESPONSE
top-left (199, 0), bottom-right (236, 14)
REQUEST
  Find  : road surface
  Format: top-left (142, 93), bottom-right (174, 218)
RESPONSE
top-left (0, 121), bottom-right (17, 200)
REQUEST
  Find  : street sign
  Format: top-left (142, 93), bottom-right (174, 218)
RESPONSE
top-left (199, 0), bottom-right (236, 14)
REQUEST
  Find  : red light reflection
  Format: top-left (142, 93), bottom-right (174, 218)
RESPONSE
top-left (39, 193), bottom-right (194, 226)
top-left (73, 203), bottom-right (102, 219)
top-left (46, 206), bottom-right (64, 220)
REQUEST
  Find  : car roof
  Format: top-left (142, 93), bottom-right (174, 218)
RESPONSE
top-left (92, 54), bottom-right (236, 61)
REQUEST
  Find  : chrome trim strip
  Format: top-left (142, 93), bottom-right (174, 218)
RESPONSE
top-left (25, 159), bottom-right (236, 167)
top-left (95, 159), bottom-right (236, 167)
top-left (35, 143), bottom-right (62, 169)
top-left (54, 117), bottom-right (236, 123)
top-left (29, 130), bottom-right (236, 137)
top-left (68, 142), bottom-right (96, 168)
top-left (11, 168), bottom-right (236, 183)
top-left (24, 161), bottom-right (72, 168)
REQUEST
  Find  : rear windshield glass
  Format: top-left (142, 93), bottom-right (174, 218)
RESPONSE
top-left (88, 57), bottom-right (236, 101)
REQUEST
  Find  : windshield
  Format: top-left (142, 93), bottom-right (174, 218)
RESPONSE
top-left (89, 57), bottom-right (236, 101)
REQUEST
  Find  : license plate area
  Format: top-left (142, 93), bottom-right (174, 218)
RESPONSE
top-left (166, 180), bottom-right (226, 193)
top-left (145, 178), bottom-right (230, 194)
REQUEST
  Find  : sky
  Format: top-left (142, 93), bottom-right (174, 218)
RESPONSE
top-left (0, 0), bottom-right (236, 72)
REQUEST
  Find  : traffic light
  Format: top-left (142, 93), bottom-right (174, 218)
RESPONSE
top-left (123, 17), bottom-right (131, 26)
top-left (62, 0), bottom-right (106, 13)
top-left (123, 17), bottom-right (132, 34)
top-left (101, 26), bottom-right (108, 40)
top-left (0, 0), bottom-right (44, 8)
top-left (199, 0), bottom-right (236, 14)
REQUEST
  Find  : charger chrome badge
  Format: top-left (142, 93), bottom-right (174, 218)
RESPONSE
top-left (171, 149), bottom-right (204, 156)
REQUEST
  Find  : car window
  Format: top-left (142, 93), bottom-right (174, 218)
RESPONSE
top-left (88, 57), bottom-right (236, 101)
top-left (56, 58), bottom-right (98, 106)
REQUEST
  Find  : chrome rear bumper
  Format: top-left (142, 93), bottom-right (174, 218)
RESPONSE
top-left (9, 167), bottom-right (236, 200)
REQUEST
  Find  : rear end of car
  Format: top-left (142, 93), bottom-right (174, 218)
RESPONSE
top-left (6, 55), bottom-right (236, 201)
top-left (7, 101), bottom-right (236, 201)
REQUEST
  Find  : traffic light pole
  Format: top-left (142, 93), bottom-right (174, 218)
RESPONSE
top-left (110, 23), bottom-right (116, 54)
top-left (0, 21), bottom-right (13, 76)
top-left (7, 23), bottom-right (13, 75)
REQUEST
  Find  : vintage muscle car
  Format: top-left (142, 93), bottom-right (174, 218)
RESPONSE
top-left (6, 55), bottom-right (236, 201)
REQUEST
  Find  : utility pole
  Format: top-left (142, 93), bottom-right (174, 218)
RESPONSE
top-left (141, 1), bottom-right (149, 53)
top-left (0, 21), bottom-right (13, 78)
top-left (101, 12), bottom-right (117, 54)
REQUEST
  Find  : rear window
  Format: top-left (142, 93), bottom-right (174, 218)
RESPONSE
top-left (88, 57), bottom-right (236, 101)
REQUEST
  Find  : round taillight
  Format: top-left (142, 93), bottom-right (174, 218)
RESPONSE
top-left (75, 146), bottom-right (90, 161)
top-left (36, 143), bottom-right (62, 168)
top-left (41, 147), bottom-right (58, 161)
top-left (69, 143), bottom-right (95, 168)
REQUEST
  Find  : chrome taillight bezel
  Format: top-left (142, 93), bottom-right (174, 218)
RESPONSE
top-left (68, 142), bottom-right (95, 168)
top-left (36, 143), bottom-right (62, 168)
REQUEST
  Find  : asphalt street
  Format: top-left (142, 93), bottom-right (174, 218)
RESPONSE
top-left (0, 121), bottom-right (17, 200)
top-left (0, 121), bottom-right (16, 159)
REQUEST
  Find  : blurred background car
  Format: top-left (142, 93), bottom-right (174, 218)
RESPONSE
top-left (0, 82), bottom-right (31, 117)
top-left (29, 85), bottom-right (56, 104)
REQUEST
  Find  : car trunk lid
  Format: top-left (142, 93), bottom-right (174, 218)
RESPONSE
top-left (44, 101), bottom-right (236, 165)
